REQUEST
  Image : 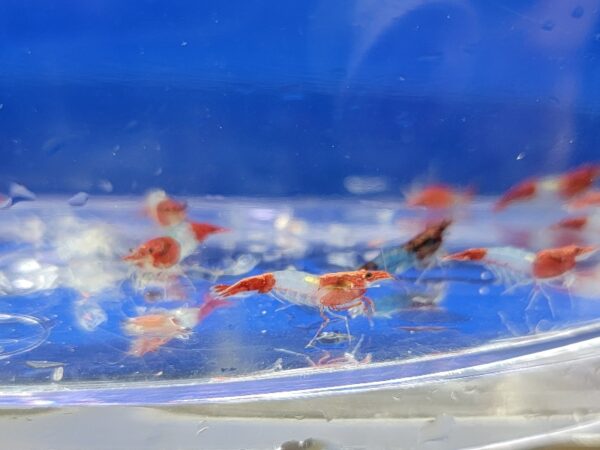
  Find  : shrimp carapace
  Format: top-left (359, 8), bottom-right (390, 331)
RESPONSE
top-left (406, 185), bottom-right (472, 209)
top-left (532, 245), bottom-right (597, 279)
top-left (402, 219), bottom-right (452, 260)
top-left (360, 219), bottom-right (452, 273)
top-left (123, 236), bottom-right (181, 269)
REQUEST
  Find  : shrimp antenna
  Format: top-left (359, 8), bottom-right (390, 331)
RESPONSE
top-left (380, 247), bottom-right (390, 275)
top-left (393, 274), bottom-right (496, 285)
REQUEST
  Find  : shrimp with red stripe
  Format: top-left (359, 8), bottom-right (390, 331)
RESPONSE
top-left (405, 184), bottom-right (473, 209)
top-left (123, 294), bottom-right (230, 356)
top-left (212, 269), bottom-right (393, 347)
top-left (445, 245), bottom-right (598, 326)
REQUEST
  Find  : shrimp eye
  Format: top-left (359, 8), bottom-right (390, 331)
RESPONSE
top-left (148, 248), bottom-right (154, 254)
top-left (365, 272), bottom-right (373, 279)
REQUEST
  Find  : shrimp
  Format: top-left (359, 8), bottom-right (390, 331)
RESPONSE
top-left (124, 220), bottom-right (227, 269)
top-left (406, 184), bottom-right (472, 209)
top-left (123, 237), bottom-right (181, 270)
top-left (167, 221), bottom-right (228, 260)
top-left (550, 213), bottom-right (600, 247)
top-left (445, 245), bottom-right (598, 327)
top-left (568, 190), bottom-right (600, 210)
top-left (212, 269), bottom-right (393, 347)
top-left (123, 294), bottom-right (230, 356)
top-left (494, 164), bottom-right (600, 211)
top-left (145, 190), bottom-right (188, 227)
top-left (360, 219), bottom-right (451, 274)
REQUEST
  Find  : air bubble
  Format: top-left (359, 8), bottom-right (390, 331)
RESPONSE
top-left (479, 287), bottom-right (490, 295)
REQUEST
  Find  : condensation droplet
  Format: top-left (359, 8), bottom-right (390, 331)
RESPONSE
top-left (52, 366), bottom-right (64, 382)
top-left (97, 179), bottom-right (113, 193)
top-left (572, 5), bottom-right (584, 18)
top-left (542, 20), bottom-right (555, 31)
top-left (68, 192), bottom-right (89, 207)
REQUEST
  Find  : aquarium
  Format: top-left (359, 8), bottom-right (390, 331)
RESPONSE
top-left (2, 1), bottom-right (600, 449)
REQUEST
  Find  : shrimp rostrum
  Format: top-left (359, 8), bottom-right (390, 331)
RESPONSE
top-left (212, 269), bottom-right (393, 347)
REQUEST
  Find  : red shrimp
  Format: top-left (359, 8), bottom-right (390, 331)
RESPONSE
top-left (212, 269), bottom-right (393, 347)
top-left (495, 164), bottom-right (600, 211)
top-left (406, 184), bottom-right (473, 209)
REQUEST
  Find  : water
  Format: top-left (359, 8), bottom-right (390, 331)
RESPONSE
top-left (1, 195), bottom-right (599, 406)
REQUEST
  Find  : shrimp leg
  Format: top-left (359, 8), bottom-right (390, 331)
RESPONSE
top-left (327, 309), bottom-right (352, 344)
top-left (525, 286), bottom-right (542, 332)
top-left (538, 283), bottom-right (557, 320)
top-left (306, 308), bottom-right (331, 348)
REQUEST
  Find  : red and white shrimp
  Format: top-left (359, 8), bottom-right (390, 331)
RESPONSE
top-left (212, 269), bottom-right (393, 347)
top-left (123, 294), bottom-right (230, 356)
top-left (124, 221), bottom-right (227, 270)
top-left (167, 221), bottom-right (228, 260)
top-left (568, 190), bottom-right (600, 210)
top-left (145, 190), bottom-right (188, 227)
top-left (494, 164), bottom-right (600, 211)
top-left (446, 245), bottom-right (597, 287)
top-left (405, 184), bottom-right (473, 209)
top-left (445, 245), bottom-right (598, 327)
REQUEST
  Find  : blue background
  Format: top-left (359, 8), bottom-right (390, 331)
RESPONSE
top-left (1, 0), bottom-right (600, 196)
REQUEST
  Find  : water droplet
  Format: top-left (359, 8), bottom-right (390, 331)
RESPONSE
top-left (479, 286), bottom-right (490, 295)
top-left (542, 20), bottom-right (555, 31)
top-left (97, 179), bottom-right (113, 193)
top-left (68, 192), bottom-right (89, 207)
top-left (480, 271), bottom-right (493, 280)
top-left (572, 5), bottom-right (584, 18)
top-left (52, 366), bottom-right (64, 382)
top-left (181, 41), bottom-right (188, 47)
top-left (516, 152), bottom-right (525, 160)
